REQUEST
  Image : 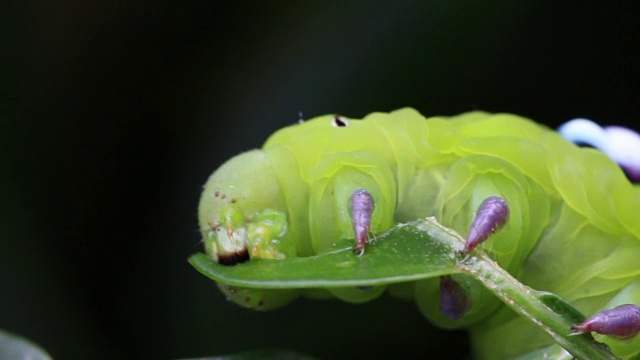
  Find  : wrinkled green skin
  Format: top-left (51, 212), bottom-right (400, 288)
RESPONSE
top-left (198, 108), bottom-right (640, 359)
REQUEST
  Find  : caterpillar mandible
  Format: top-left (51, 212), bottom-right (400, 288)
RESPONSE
top-left (197, 108), bottom-right (640, 359)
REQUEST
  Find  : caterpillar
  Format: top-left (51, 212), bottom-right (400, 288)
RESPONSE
top-left (197, 108), bottom-right (640, 359)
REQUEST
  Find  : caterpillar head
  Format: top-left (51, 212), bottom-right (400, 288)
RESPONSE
top-left (198, 150), bottom-right (294, 265)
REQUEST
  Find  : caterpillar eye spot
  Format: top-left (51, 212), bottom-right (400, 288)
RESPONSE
top-left (332, 116), bottom-right (349, 127)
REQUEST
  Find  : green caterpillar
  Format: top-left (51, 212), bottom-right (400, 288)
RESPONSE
top-left (197, 108), bottom-right (640, 359)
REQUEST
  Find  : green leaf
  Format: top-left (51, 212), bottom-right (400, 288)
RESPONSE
top-left (462, 251), bottom-right (620, 360)
top-left (538, 292), bottom-right (587, 325)
top-left (189, 217), bottom-right (622, 359)
top-left (510, 344), bottom-right (574, 360)
top-left (189, 218), bottom-right (462, 289)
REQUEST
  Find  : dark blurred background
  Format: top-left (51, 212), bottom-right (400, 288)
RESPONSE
top-left (4, 1), bottom-right (639, 359)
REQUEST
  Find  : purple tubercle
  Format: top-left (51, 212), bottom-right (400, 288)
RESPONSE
top-left (570, 304), bottom-right (640, 340)
top-left (460, 196), bottom-right (509, 255)
top-left (351, 189), bottom-right (374, 255)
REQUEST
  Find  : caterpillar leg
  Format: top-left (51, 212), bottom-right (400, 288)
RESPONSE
top-left (199, 150), bottom-right (295, 264)
top-left (439, 275), bottom-right (470, 320)
top-left (204, 206), bottom-right (250, 265)
top-left (570, 304), bottom-right (640, 340)
top-left (204, 207), bottom-right (291, 265)
top-left (460, 196), bottom-right (510, 255)
top-left (350, 189), bottom-right (374, 255)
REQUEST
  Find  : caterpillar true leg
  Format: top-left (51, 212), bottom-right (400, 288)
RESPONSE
top-left (460, 196), bottom-right (510, 255)
top-left (570, 304), bottom-right (640, 340)
top-left (350, 189), bottom-right (374, 255)
top-left (207, 206), bottom-right (250, 266)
